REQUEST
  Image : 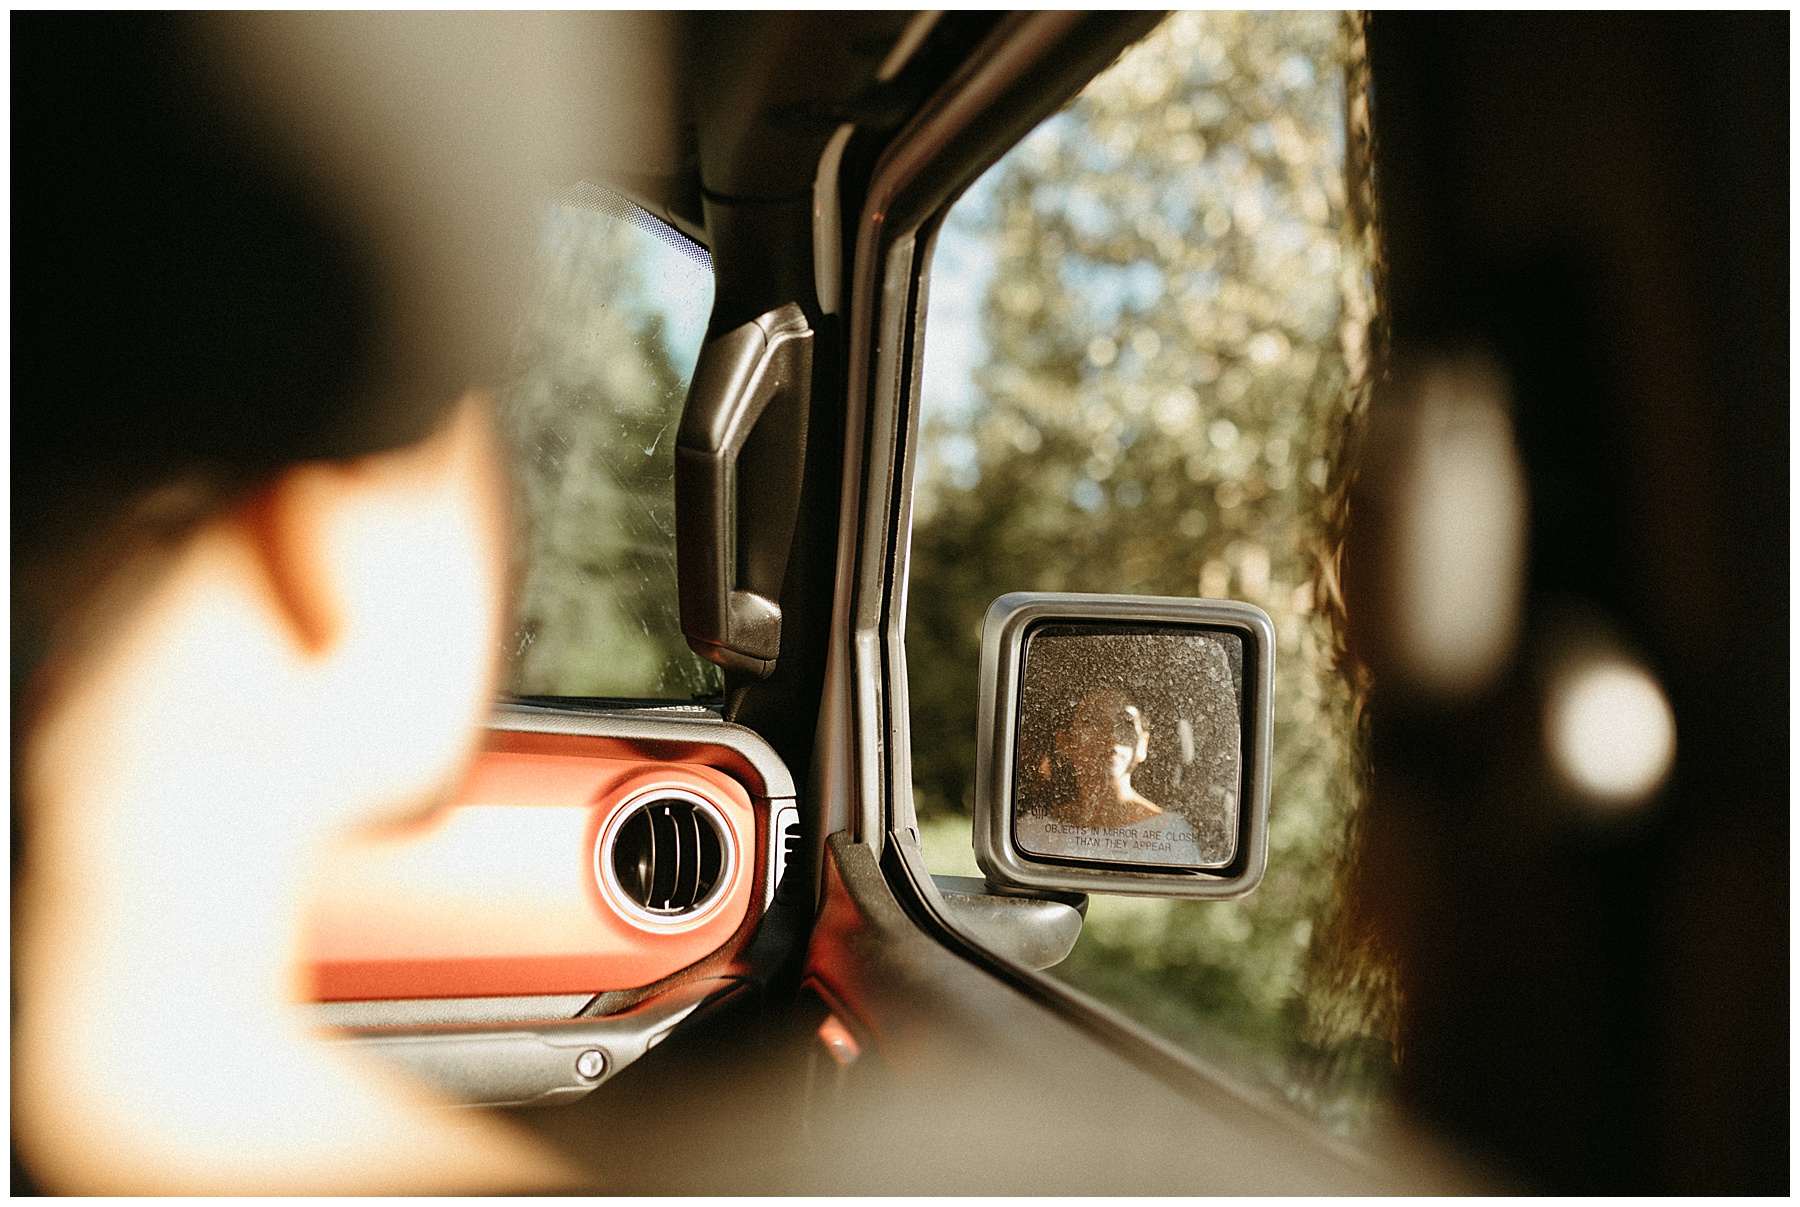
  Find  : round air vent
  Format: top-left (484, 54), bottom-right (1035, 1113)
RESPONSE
top-left (597, 787), bottom-right (736, 929)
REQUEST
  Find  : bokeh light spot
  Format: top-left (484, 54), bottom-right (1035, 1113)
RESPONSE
top-left (1545, 658), bottom-right (1675, 805)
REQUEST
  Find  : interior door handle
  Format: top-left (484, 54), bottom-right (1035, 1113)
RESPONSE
top-left (675, 303), bottom-right (813, 678)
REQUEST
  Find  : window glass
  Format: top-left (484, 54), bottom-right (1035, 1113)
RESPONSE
top-left (496, 184), bottom-right (723, 701)
top-left (909, 13), bottom-right (1388, 1135)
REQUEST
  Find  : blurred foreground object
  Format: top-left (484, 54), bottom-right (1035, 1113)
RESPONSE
top-left (12, 12), bottom-right (667, 1193)
top-left (1345, 353), bottom-right (1527, 702)
top-left (1542, 647), bottom-right (1675, 809)
top-left (1341, 12), bottom-right (1786, 1193)
top-left (206, 12), bottom-right (673, 439)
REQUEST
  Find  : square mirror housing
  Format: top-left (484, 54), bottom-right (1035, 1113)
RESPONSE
top-left (973, 593), bottom-right (1274, 899)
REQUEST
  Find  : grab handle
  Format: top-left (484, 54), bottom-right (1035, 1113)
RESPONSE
top-left (675, 303), bottom-right (812, 678)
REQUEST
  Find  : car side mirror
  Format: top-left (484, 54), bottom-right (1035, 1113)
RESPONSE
top-left (972, 593), bottom-right (1274, 899)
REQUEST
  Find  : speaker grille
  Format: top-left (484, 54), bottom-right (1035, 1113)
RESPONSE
top-left (605, 793), bottom-right (729, 920)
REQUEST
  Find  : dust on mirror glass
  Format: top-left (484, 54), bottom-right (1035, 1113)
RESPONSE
top-left (1014, 628), bottom-right (1242, 869)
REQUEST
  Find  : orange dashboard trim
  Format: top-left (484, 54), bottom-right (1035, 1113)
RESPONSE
top-left (301, 739), bottom-right (758, 1001)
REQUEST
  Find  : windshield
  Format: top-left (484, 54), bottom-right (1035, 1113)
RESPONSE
top-left (495, 183), bottom-right (722, 703)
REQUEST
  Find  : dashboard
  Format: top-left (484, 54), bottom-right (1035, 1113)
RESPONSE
top-left (299, 703), bottom-right (798, 1106)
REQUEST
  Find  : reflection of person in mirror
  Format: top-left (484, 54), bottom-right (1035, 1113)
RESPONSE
top-left (1058, 686), bottom-right (1161, 827)
top-left (1017, 686), bottom-right (1200, 862)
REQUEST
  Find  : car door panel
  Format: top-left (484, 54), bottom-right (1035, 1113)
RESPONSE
top-left (790, 832), bottom-right (1429, 1193)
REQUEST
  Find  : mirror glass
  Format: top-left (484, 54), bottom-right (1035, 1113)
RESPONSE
top-left (1013, 626), bottom-right (1243, 869)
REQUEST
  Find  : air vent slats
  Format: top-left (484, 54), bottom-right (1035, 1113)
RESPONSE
top-left (677, 805), bottom-right (698, 907)
top-left (650, 804), bottom-right (676, 907)
top-left (601, 790), bottom-right (732, 926)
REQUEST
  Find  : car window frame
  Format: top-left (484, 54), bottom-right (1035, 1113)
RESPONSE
top-left (803, 15), bottom-right (1414, 1142)
top-left (819, 11), bottom-right (1164, 856)
top-left (807, 11), bottom-right (1315, 1084)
